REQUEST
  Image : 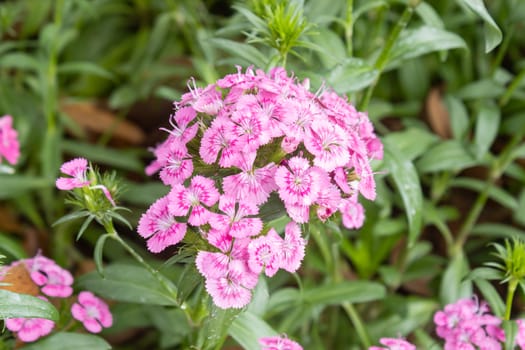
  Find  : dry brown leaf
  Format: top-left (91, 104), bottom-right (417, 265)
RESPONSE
top-left (61, 101), bottom-right (146, 145)
top-left (0, 263), bottom-right (40, 296)
top-left (426, 87), bottom-right (451, 139)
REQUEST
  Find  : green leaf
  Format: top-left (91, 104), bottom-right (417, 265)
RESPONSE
top-left (210, 38), bottom-right (268, 68)
top-left (61, 140), bottom-right (143, 172)
top-left (146, 307), bottom-right (191, 348)
top-left (0, 175), bottom-right (51, 199)
top-left (327, 58), bottom-right (379, 94)
top-left (53, 211), bottom-right (90, 227)
top-left (302, 280), bottom-right (386, 306)
top-left (383, 139), bottom-right (423, 246)
top-left (75, 263), bottom-right (178, 306)
top-left (367, 296), bottom-right (438, 340)
top-left (229, 312), bottom-right (279, 350)
top-left (503, 319), bottom-right (518, 350)
top-left (416, 140), bottom-right (478, 173)
top-left (311, 28), bottom-right (346, 68)
top-left (77, 215), bottom-right (95, 240)
top-left (0, 290), bottom-right (58, 321)
top-left (450, 178), bottom-right (518, 210)
top-left (458, 0), bottom-right (502, 53)
top-left (466, 266), bottom-right (504, 281)
top-left (58, 61), bottom-right (114, 80)
top-left (20, 332), bottom-right (110, 350)
top-left (456, 79), bottom-right (505, 99)
top-left (444, 94), bottom-right (469, 140)
top-left (247, 276), bottom-right (269, 316)
top-left (439, 252), bottom-right (472, 305)
top-left (121, 181), bottom-right (169, 205)
top-left (266, 288), bottom-right (300, 315)
top-left (415, 2), bottom-right (444, 28)
top-left (474, 104), bottom-right (500, 159)
top-left (383, 128), bottom-right (438, 161)
top-left (94, 233), bottom-right (111, 276)
top-left (387, 26), bottom-right (466, 69)
top-left (198, 304), bottom-right (242, 350)
top-left (0, 233), bottom-right (27, 259)
top-left (473, 279), bottom-right (505, 317)
top-left (472, 223), bottom-right (525, 239)
top-left (0, 52), bottom-right (40, 71)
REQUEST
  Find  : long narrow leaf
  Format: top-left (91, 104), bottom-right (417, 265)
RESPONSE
top-left (229, 312), bottom-right (279, 350)
top-left (0, 290), bottom-right (59, 321)
top-left (458, 0), bottom-right (502, 52)
top-left (383, 139), bottom-right (423, 246)
top-left (20, 332), bottom-right (110, 350)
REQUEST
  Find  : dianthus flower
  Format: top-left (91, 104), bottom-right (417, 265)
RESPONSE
top-left (137, 195), bottom-right (187, 253)
top-left (142, 66), bottom-right (382, 308)
top-left (259, 335), bottom-right (303, 350)
top-left (369, 337), bottom-right (416, 350)
top-left (5, 297), bottom-right (55, 343)
top-left (24, 255), bottom-right (74, 298)
top-left (56, 158), bottom-right (90, 190)
top-left (434, 297), bottom-right (505, 350)
top-left (71, 291), bottom-right (113, 333)
top-left (0, 115), bottom-right (20, 166)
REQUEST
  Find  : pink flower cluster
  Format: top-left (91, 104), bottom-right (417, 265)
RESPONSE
top-left (0, 115), bottom-right (20, 166)
top-left (369, 337), bottom-right (415, 350)
top-left (434, 297), bottom-right (505, 350)
top-left (259, 335), bottom-right (303, 350)
top-left (140, 66), bottom-right (382, 308)
top-left (0, 255), bottom-right (112, 342)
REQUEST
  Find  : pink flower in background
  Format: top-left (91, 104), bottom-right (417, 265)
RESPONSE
top-left (6, 315), bottom-right (54, 342)
top-left (369, 337), bottom-right (416, 350)
top-left (137, 195), bottom-right (187, 253)
top-left (71, 291), bottom-right (113, 333)
top-left (25, 255), bottom-right (73, 298)
top-left (434, 297), bottom-right (504, 350)
top-left (259, 335), bottom-right (303, 350)
top-left (56, 158), bottom-right (90, 190)
top-left (0, 115), bottom-right (20, 166)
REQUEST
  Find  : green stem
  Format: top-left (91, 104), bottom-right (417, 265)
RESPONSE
top-left (358, 1), bottom-right (420, 110)
top-left (451, 182), bottom-right (492, 256)
top-left (345, 0), bottom-right (354, 57)
top-left (499, 68), bottom-right (525, 107)
top-left (102, 220), bottom-right (180, 304)
top-left (490, 25), bottom-right (514, 77)
top-left (342, 302), bottom-right (371, 348)
top-left (505, 279), bottom-right (518, 320)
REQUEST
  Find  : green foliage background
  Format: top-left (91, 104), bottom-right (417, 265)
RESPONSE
top-left (1, 0), bottom-right (525, 349)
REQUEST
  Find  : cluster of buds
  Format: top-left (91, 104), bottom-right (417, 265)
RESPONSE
top-left (0, 255), bottom-right (112, 343)
top-left (140, 66), bottom-right (382, 309)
